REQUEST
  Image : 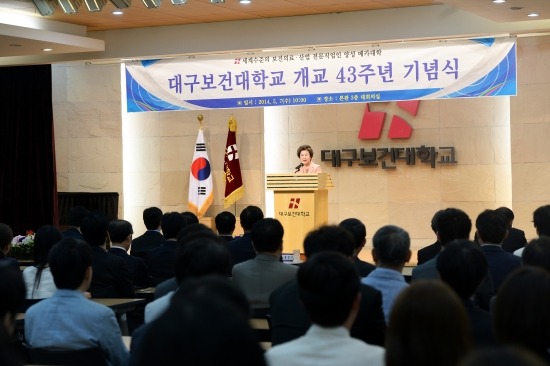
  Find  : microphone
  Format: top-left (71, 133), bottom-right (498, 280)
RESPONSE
top-left (294, 162), bottom-right (303, 173)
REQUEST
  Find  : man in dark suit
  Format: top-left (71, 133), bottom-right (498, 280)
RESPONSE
top-left (339, 218), bottom-right (375, 277)
top-left (215, 211), bottom-right (236, 242)
top-left (108, 219), bottom-right (147, 287)
top-left (227, 206), bottom-right (263, 266)
top-left (495, 207), bottom-right (527, 253)
top-left (145, 212), bottom-right (187, 282)
top-left (62, 206), bottom-right (89, 240)
top-left (269, 225), bottom-right (386, 347)
top-left (81, 211), bottom-right (135, 298)
top-left (416, 210), bottom-right (443, 265)
top-left (476, 209), bottom-right (521, 291)
top-left (437, 240), bottom-right (496, 348)
top-left (130, 207), bottom-right (165, 259)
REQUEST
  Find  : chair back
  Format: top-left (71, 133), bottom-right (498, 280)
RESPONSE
top-left (24, 344), bottom-right (108, 366)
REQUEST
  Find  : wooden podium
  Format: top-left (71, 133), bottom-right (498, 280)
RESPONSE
top-left (266, 173), bottom-right (334, 253)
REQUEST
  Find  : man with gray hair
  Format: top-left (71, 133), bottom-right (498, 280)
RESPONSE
top-left (361, 225), bottom-right (411, 323)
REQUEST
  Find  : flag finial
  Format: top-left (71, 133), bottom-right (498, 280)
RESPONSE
top-left (197, 114), bottom-right (203, 129)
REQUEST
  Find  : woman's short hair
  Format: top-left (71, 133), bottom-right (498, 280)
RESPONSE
top-left (297, 145), bottom-right (314, 158)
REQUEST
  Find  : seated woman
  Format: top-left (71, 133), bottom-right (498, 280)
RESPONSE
top-left (23, 225), bottom-right (62, 299)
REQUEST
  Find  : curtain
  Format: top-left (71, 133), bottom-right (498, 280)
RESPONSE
top-left (0, 65), bottom-right (58, 234)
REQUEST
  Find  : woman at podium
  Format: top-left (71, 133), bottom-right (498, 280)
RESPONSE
top-left (295, 144), bottom-right (322, 173)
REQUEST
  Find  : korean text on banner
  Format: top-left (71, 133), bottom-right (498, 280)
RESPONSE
top-left (188, 128), bottom-right (213, 218)
top-left (224, 116), bottom-right (244, 207)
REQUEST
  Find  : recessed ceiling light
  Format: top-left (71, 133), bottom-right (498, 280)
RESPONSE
top-left (528, 12), bottom-right (539, 17)
top-left (239, 0), bottom-right (251, 3)
top-left (492, 0), bottom-right (505, 3)
top-left (43, 48), bottom-right (53, 52)
top-left (112, 10), bottom-right (123, 14)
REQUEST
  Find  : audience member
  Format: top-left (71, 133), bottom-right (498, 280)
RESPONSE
top-left (475, 209), bottom-right (521, 291)
top-left (130, 276), bottom-right (265, 366)
top-left (460, 346), bottom-right (547, 366)
top-left (62, 206), bottom-right (89, 240)
top-left (145, 212), bottom-right (187, 282)
top-left (339, 218), bottom-right (375, 277)
top-left (522, 236), bottom-right (550, 271)
top-left (515, 204), bottom-right (550, 256)
top-left (215, 211), bottom-right (236, 241)
top-left (153, 223), bottom-right (216, 299)
top-left (0, 262), bottom-right (26, 366)
top-left (494, 266), bottom-right (550, 363)
top-left (232, 218), bottom-right (298, 312)
top-left (362, 225), bottom-right (411, 323)
top-left (495, 207), bottom-right (527, 253)
top-left (416, 210), bottom-right (443, 265)
top-left (144, 235), bottom-right (231, 322)
top-left (266, 252), bottom-right (384, 366)
top-left (81, 211), bottom-right (135, 298)
top-left (25, 238), bottom-right (129, 366)
top-left (23, 225), bottom-right (62, 299)
top-left (0, 223), bottom-right (19, 270)
top-left (130, 207), bottom-right (164, 259)
top-left (181, 211), bottom-right (199, 224)
top-left (269, 225), bottom-right (386, 347)
top-left (108, 220), bottom-right (147, 287)
top-left (412, 208), bottom-right (472, 281)
top-left (227, 205), bottom-right (263, 266)
top-left (437, 240), bottom-right (496, 348)
top-left (386, 280), bottom-right (472, 366)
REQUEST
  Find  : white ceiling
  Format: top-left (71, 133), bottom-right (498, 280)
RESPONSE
top-left (2, 0), bottom-right (550, 63)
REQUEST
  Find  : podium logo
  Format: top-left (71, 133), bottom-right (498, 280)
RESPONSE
top-left (288, 198), bottom-right (301, 209)
top-left (359, 101), bottom-right (420, 140)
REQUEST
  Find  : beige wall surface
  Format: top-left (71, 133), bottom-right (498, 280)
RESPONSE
top-left (53, 36), bottom-right (548, 263)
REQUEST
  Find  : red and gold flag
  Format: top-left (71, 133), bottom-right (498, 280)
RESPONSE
top-left (223, 116), bottom-right (244, 207)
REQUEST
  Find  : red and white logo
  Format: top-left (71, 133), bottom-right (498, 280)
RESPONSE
top-left (288, 198), bottom-right (300, 209)
top-left (358, 101), bottom-right (420, 140)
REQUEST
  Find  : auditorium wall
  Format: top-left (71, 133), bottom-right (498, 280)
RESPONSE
top-left (52, 36), bottom-right (550, 262)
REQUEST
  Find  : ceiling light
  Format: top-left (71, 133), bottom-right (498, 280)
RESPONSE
top-left (239, 0), bottom-right (251, 3)
top-left (84, 0), bottom-right (107, 11)
top-left (57, 0), bottom-right (82, 13)
top-left (31, 0), bottom-right (57, 15)
top-left (210, 0), bottom-right (225, 3)
top-left (42, 48), bottom-right (53, 52)
top-left (171, 0), bottom-right (186, 4)
top-left (142, 0), bottom-right (161, 7)
top-left (112, 10), bottom-right (123, 14)
top-left (109, 0), bottom-right (131, 8)
top-left (492, 0), bottom-right (505, 3)
top-left (527, 13), bottom-right (539, 17)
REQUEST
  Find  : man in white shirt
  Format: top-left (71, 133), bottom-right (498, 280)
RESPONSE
top-left (266, 251), bottom-right (384, 366)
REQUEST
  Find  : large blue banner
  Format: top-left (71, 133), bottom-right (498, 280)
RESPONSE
top-left (125, 37), bottom-right (516, 112)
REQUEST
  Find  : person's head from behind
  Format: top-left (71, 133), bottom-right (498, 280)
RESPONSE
top-left (475, 209), bottom-right (508, 245)
top-left (175, 237), bottom-right (232, 285)
top-left (495, 207), bottom-right (515, 228)
top-left (522, 237), bottom-right (550, 271)
top-left (133, 276), bottom-right (264, 366)
top-left (436, 208), bottom-right (472, 246)
top-left (493, 266), bottom-right (550, 357)
top-left (143, 207), bottom-right (163, 230)
top-left (215, 211), bottom-right (236, 235)
top-left (68, 206), bottom-right (89, 228)
top-left (108, 220), bottom-right (133, 249)
top-left (80, 210), bottom-right (109, 247)
top-left (298, 252), bottom-right (360, 328)
top-left (371, 225), bottom-right (411, 268)
top-left (533, 205), bottom-right (550, 237)
top-left (431, 210), bottom-right (444, 236)
top-left (49, 238), bottom-right (92, 291)
top-left (338, 218), bottom-right (366, 257)
top-left (386, 280), bottom-right (471, 366)
top-left (0, 224), bottom-right (13, 256)
top-left (251, 218), bottom-right (284, 254)
top-left (437, 240), bottom-right (488, 299)
top-left (303, 225), bottom-right (355, 259)
top-left (33, 225), bottom-right (63, 267)
top-left (161, 212), bottom-right (187, 240)
top-left (176, 223), bottom-right (215, 245)
top-left (181, 211), bottom-right (199, 225)
top-left (0, 263), bottom-right (25, 335)
top-left (239, 206), bottom-right (264, 232)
